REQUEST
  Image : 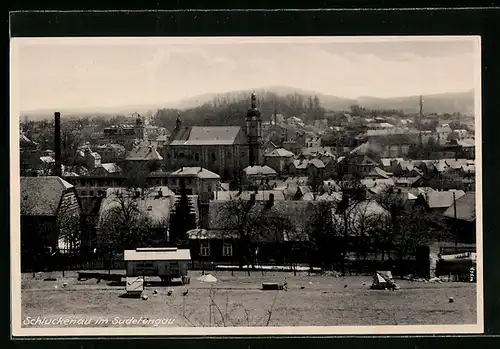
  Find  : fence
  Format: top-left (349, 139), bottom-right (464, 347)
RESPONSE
top-left (435, 259), bottom-right (476, 282)
top-left (439, 245), bottom-right (476, 256)
top-left (23, 252), bottom-right (429, 278)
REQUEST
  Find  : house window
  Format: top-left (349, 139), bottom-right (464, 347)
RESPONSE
top-left (194, 153), bottom-right (200, 162)
top-left (222, 242), bottom-right (233, 257)
top-left (200, 241), bottom-right (210, 257)
top-left (89, 190), bottom-right (94, 196)
top-left (81, 190), bottom-right (87, 196)
top-left (211, 153), bottom-right (216, 163)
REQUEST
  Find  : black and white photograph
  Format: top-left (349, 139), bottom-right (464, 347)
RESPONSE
top-left (10, 36), bottom-right (482, 336)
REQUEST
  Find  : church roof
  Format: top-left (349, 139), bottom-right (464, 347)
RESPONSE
top-left (169, 126), bottom-right (244, 146)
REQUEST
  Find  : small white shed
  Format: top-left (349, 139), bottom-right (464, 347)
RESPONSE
top-left (124, 247), bottom-right (192, 284)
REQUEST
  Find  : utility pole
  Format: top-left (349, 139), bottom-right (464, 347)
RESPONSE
top-left (419, 95), bottom-right (423, 117)
top-left (453, 191), bottom-right (458, 252)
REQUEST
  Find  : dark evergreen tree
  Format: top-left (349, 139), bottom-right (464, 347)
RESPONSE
top-left (168, 178), bottom-right (197, 247)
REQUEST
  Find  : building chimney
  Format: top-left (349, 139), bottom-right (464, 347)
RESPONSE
top-left (158, 189), bottom-right (163, 197)
top-left (54, 112), bottom-right (62, 177)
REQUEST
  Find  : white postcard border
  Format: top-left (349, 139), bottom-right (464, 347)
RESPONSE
top-left (10, 35), bottom-right (484, 337)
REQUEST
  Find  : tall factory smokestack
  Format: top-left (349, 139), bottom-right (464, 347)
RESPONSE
top-left (54, 111), bottom-right (62, 177)
top-left (419, 95), bottom-right (423, 117)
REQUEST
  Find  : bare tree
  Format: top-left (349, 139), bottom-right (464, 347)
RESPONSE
top-left (97, 189), bottom-right (159, 269)
top-left (305, 201), bottom-right (341, 269)
top-left (375, 188), bottom-right (452, 264)
top-left (215, 199), bottom-right (292, 273)
top-left (122, 162), bottom-right (154, 196)
top-left (335, 179), bottom-right (366, 275)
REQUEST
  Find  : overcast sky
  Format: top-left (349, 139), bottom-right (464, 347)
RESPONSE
top-left (12, 37), bottom-right (479, 111)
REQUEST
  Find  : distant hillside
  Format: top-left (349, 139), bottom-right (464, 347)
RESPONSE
top-left (20, 86), bottom-right (475, 122)
top-left (356, 90), bottom-right (474, 114)
top-left (168, 86), bottom-right (356, 111)
top-left (168, 86), bottom-right (474, 114)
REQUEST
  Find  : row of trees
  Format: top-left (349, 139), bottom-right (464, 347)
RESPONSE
top-left (153, 91), bottom-right (326, 130)
top-left (212, 182), bottom-right (451, 273)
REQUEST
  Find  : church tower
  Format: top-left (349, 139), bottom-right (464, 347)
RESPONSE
top-left (134, 113), bottom-right (146, 140)
top-left (246, 92), bottom-right (262, 166)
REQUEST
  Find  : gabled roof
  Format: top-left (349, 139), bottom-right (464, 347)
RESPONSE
top-left (169, 126), bottom-right (244, 146)
top-left (380, 158), bottom-right (392, 167)
top-left (361, 178), bottom-right (395, 189)
top-left (100, 163), bottom-right (122, 174)
top-left (302, 192), bottom-right (343, 202)
top-left (348, 154), bottom-right (378, 166)
top-left (443, 192), bottom-right (476, 222)
top-left (20, 134), bottom-right (37, 146)
top-left (264, 148), bottom-right (294, 158)
top-left (40, 156), bottom-right (55, 164)
top-left (301, 147), bottom-right (335, 157)
top-left (21, 176), bottom-right (74, 216)
top-left (90, 152), bottom-right (101, 160)
top-left (126, 145), bottom-right (163, 161)
top-left (292, 159), bottom-right (309, 169)
top-left (366, 167), bottom-right (391, 179)
top-left (393, 176), bottom-right (422, 186)
top-left (409, 187), bottom-right (437, 198)
top-left (307, 158), bottom-right (325, 169)
top-left (171, 167), bottom-right (220, 179)
top-left (98, 189), bottom-right (179, 227)
top-left (243, 165), bottom-right (277, 176)
top-left (323, 180), bottom-right (341, 192)
top-left (284, 176), bottom-right (309, 184)
top-left (427, 190), bottom-right (466, 209)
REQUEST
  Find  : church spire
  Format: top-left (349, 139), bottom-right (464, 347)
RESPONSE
top-left (251, 91), bottom-right (257, 109)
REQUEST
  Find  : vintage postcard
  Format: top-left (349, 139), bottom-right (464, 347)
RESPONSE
top-left (10, 36), bottom-right (483, 336)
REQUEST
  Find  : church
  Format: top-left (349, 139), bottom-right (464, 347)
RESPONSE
top-left (164, 93), bottom-right (263, 180)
